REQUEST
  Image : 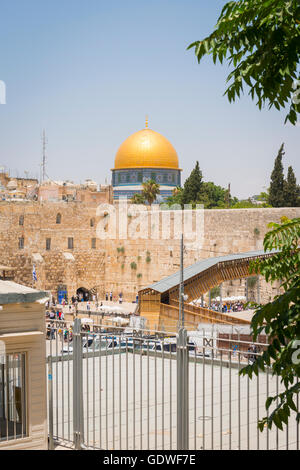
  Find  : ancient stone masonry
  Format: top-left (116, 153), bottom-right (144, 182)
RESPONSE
top-left (0, 201), bottom-right (299, 302)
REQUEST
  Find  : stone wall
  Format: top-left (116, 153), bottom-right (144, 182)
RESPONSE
top-left (0, 201), bottom-right (299, 302)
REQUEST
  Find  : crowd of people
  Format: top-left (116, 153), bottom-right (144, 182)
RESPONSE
top-left (209, 301), bottom-right (246, 313)
top-left (46, 322), bottom-right (71, 341)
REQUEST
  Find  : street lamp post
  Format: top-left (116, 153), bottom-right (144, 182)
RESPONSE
top-left (178, 234), bottom-right (188, 328)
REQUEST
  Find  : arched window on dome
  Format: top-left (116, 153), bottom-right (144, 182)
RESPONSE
top-left (56, 213), bottom-right (62, 224)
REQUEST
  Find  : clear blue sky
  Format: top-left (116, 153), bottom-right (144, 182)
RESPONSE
top-left (0, 0), bottom-right (299, 198)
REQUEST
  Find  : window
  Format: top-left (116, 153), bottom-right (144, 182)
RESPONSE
top-left (18, 237), bottom-right (24, 250)
top-left (91, 238), bottom-right (96, 249)
top-left (0, 353), bottom-right (26, 441)
top-left (19, 215), bottom-right (24, 226)
top-left (68, 238), bottom-right (74, 250)
top-left (56, 213), bottom-right (61, 224)
top-left (90, 218), bottom-right (95, 227)
top-left (46, 238), bottom-right (51, 251)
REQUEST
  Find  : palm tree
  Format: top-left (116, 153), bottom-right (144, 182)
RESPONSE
top-left (131, 193), bottom-right (145, 204)
top-left (141, 179), bottom-right (160, 205)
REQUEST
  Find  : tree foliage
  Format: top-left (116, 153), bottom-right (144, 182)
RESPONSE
top-left (141, 179), bottom-right (160, 205)
top-left (197, 181), bottom-right (234, 208)
top-left (182, 161), bottom-right (203, 205)
top-left (231, 199), bottom-right (271, 208)
top-left (268, 143), bottom-right (285, 207)
top-left (268, 143), bottom-right (300, 207)
top-left (240, 216), bottom-right (300, 431)
top-left (131, 193), bottom-right (146, 204)
top-left (284, 166), bottom-right (300, 207)
top-left (165, 187), bottom-right (184, 206)
top-left (188, 0), bottom-right (300, 125)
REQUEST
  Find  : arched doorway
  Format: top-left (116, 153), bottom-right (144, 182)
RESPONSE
top-left (76, 287), bottom-right (91, 301)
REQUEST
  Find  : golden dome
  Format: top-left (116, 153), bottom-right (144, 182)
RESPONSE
top-left (114, 122), bottom-right (179, 170)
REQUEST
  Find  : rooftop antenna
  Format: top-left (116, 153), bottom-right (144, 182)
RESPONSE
top-left (41, 129), bottom-right (47, 183)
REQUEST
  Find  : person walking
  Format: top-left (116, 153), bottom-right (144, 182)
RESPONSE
top-left (110, 291), bottom-right (113, 302)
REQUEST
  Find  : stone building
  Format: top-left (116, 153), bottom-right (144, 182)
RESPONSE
top-left (0, 171), bottom-right (38, 201)
top-left (38, 179), bottom-right (113, 205)
top-left (0, 280), bottom-right (48, 449)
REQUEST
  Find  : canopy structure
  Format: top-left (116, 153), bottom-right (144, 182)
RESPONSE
top-left (0, 265), bottom-right (16, 281)
top-left (138, 249), bottom-right (279, 331)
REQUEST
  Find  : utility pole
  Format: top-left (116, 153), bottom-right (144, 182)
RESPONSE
top-left (226, 183), bottom-right (231, 208)
top-left (41, 129), bottom-right (47, 183)
top-left (179, 234), bottom-right (184, 328)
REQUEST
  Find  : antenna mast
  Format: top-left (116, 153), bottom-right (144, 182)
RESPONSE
top-left (41, 129), bottom-right (47, 183)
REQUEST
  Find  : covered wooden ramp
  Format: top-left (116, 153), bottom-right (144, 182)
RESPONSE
top-left (139, 249), bottom-right (278, 331)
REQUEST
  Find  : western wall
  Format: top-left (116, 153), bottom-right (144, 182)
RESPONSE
top-left (0, 201), bottom-right (299, 303)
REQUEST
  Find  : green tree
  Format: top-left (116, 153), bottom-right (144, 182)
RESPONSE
top-left (240, 217), bottom-right (300, 430)
top-left (141, 179), bottom-right (160, 205)
top-left (131, 193), bottom-right (145, 204)
top-left (188, 0), bottom-right (300, 125)
top-left (256, 191), bottom-right (269, 202)
top-left (284, 166), bottom-right (300, 207)
top-left (165, 186), bottom-right (184, 207)
top-left (182, 161), bottom-right (203, 205)
top-left (231, 200), bottom-right (260, 208)
top-left (210, 286), bottom-right (221, 299)
top-left (197, 181), bottom-right (228, 208)
top-left (231, 199), bottom-right (271, 208)
top-left (268, 143), bottom-right (285, 207)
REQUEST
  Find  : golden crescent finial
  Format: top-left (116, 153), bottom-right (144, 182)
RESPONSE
top-left (145, 115), bottom-right (149, 128)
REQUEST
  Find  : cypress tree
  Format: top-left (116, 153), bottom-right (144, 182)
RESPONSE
top-left (182, 161), bottom-right (203, 204)
top-left (284, 166), bottom-right (300, 207)
top-left (268, 143), bottom-right (285, 207)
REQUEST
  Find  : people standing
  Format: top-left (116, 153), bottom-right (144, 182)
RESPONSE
top-left (110, 291), bottom-right (113, 302)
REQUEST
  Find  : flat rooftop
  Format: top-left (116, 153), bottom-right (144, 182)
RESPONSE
top-left (0, 280), bottom-right (48, 304)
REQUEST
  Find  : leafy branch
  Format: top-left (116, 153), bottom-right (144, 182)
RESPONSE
top-left (188, 0), bottom-right (300, 125)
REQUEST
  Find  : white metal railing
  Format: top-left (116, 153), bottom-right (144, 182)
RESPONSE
top-left (46, 319), bottom-right (299, 450)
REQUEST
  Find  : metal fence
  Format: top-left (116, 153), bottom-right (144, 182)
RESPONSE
top-left (46, 319), bottom-right (299, 450)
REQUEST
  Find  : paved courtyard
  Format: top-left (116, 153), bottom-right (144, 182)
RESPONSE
top-left (47, 347), bottom-right (299, 450)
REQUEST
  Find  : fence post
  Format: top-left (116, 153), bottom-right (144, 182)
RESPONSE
top-left (48, 356), bottom-right (54, 450)
top-left (177, 328), bottom-right (189, 450)
top-left (73, 318), bottom-right (84, 449)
